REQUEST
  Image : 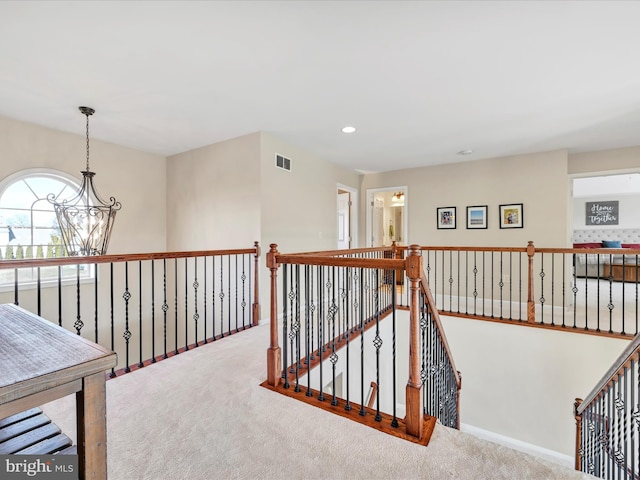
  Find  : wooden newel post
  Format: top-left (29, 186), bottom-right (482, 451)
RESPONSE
top-left (266, 244), bottom-right (282, 387)
top-left (574, 398), bottom-right (583, 471)
top-left (405, 244), bottom-right (424, 439)
top-left (252, 241), bottom-right (261, 326)
top-left (527, 241), bottom-right (536, 324)
top-left (391, 240), bottom-right (397, 259)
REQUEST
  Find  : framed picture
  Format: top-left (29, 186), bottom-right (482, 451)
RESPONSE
top-left (437, 207), bottom-right (456, 229)
top-left (466, 205), bottom-right (488, 229)
top-left (499, 203), bottom-right (523, 229)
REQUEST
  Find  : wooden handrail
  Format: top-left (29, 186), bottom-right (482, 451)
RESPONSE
top-left (287, 246), bottom-right (394, 256)
top-left (576, 331), bottom-right (640, 415)
top-left (275, 254), bottom-right (405, 269)
top-left (0, 247), bottom-right (259, 269)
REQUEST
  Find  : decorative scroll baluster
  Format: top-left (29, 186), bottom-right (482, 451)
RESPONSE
top-left (162, 259), bottom-right (168, 359)
top-left (123, 262), bottom-right (132, 373)
top-left (373, 269), bottom-right (382, 420)
top-left (330, 267), bottom-right (339, 406)
top-left (193, 257), bottom-right (199, 347)
top-left (212, 255), bottom-right (216, 340)
top-left (241, 254), bottom-right (247, 330)
top-left (293, 265), bottom-right (301, 393)
top-left (220, 257), bottom-right (225, 337)
top-left (282, 265), bottom-right (289, 389)
top-left (184, 258), bottom-right (189, 351)
top-left (305, 265), bottom-right (313, 398)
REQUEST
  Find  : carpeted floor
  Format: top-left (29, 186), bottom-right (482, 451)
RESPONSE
top-left (43, 323), bottom-right (594, 480)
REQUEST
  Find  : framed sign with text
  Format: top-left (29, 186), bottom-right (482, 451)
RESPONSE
top-left (586, 201), bottom-right (619, 226)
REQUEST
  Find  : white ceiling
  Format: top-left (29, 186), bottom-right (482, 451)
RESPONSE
top-left (2, 1), bottom-right (640, 174)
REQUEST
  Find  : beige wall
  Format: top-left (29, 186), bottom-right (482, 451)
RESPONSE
top-left (166, 133), bottom-right (261, 251)
top-left (259, 132), bottom-right (360, 253)
top-left (442, 315), bottom-right (627, 456)
top-left (0, 115), bottom-right (167, 254)
top-left (569, 145), bottom-right (640, 175)
top-left (360, 149), bottom-right (570, 248)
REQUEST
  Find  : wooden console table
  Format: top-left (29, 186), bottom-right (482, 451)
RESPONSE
top-left (603, 263), bottom-right (640, 282)
top-left (0, 304), bottom-right (117, 480)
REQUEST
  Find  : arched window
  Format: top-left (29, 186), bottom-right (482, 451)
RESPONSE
top-left (0, 169), bottom-right (93, 286)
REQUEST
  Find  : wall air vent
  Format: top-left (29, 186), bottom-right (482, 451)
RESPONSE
top-left (275, 154), bottom-right (292, 171)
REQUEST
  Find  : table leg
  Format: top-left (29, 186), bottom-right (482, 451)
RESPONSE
top-left (76, 372), bottom-right (108, 480)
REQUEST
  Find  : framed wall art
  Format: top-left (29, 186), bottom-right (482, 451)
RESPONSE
top-left (466, 205), bottom-right (488, 229)
top-left (499, 203), bottom-right (523, 229)
top-left (437, 207), bottom-right (456, 229)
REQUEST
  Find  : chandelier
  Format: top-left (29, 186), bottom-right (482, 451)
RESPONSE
top-left (48, 106), bottom-right (122, 256)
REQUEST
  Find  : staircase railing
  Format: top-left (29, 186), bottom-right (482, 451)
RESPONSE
top-left (574, 332), bottom-right (640, 479)
top-left (265, 243), bottom-right (461, 443)
top-left (0, 242), bottom-right (261, 376)
top-left (396, 243), bottom-right (639, 339)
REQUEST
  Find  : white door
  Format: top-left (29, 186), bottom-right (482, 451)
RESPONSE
top-left (371, 196), bottom-right (385, 247)
top-left (337, 192), bottom-right (351, 249)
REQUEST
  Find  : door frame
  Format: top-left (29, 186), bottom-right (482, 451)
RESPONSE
top-left (366, 186), bottom-right (408, 247)
top-left (337, 183), bottom-right (358, 249)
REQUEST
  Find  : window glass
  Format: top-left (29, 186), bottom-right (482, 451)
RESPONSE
top-left (0, 170), bottom-right (93, 287)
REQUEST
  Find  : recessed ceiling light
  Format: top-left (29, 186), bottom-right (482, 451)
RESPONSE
top-left (341, 126), bottom-right (356, 134)
top-left (457, 149), bottom-right (473, 155)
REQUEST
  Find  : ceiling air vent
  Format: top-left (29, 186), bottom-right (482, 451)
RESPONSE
top-left (275, 154), bottom-right (291, 172)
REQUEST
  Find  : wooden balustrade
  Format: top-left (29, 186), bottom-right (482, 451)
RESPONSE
top-left (265, 242), bottom-right (459, 444)
top-left (0, 243), bottom-right (261, 376)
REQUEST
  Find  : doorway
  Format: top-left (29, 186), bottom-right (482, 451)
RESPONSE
top-left (366, 187), bottom-right (408, 247)
top-left (337, 184), bottom-right (358, 249)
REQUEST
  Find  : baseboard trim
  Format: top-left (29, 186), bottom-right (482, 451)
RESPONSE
top-left (460, 423), bottom-right (573, 469)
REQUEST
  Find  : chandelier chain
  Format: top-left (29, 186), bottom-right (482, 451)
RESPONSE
top-left (85, 112), bottom-right (90, 172)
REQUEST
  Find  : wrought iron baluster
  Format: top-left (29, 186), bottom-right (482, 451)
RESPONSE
top-left (109, 263), bottom-right (115, 377)
top-left (318, 266), bottom-right (325, 401)
top-left (305, 265), bottom-right (312, 398)
top-left (293, 264), bottom-right (301, 393)
top-left (57, 265), bottom-right (62, 327)
top-left (138, 260), bottom-right (143, 367)
top-left (123, 262), bottom-right (132, 373)
top-left (228, 255), bottom-right (231, 335)
top-left (241, 254), bottom-right (247, 330)
top-left (94, 263), bottom-right (99, 343)
top-left (184, 258), bottom-right (189, 351)
top-left (162, 259), bottom-right (168, 359)
top-left (235, 254), bottom-right (239, 332)
top-left (358, 267), bottom-right (364, 415)
top-left (174, 258), bottom-right (179, 355)
top-left (344, 266), bottom-right (352, 412)
top-left (472, 251), bottom-right (478, 316)
top-left (538, 253), bottom-right (546, 324)
top-left (75, 263), bottom-right (83, 335)
top-left (220, 256), bottom-right (225, 337)
top-left (282, 265), bottom-right (289, 389)
top-left (193, 257), bottom-right (199, 347)
top-left (203, 256), bottom-right (208, 343)
top-left (13, 267), bottom-right (18, 306)
top-left (36, 266), bottom-right (41, 316)
top-left (329, 266), bottom-right (339, 404)
top-left (373, 269), bottom-right (382, 420)
top-left (212, 255), bottom-right (216, 340)
top-left (151, 260), bottom-right (156, 361)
